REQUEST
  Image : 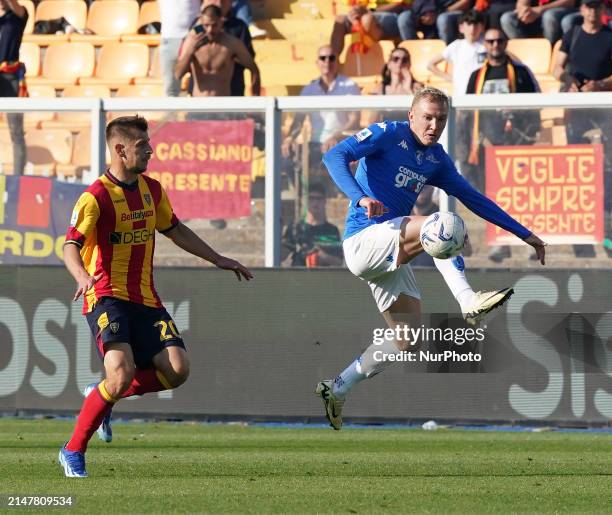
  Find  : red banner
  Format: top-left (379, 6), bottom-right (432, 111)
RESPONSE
top-left (485, 145), bottom-right (604, 245)
top-left (147, 120), bottom-right (254, 219)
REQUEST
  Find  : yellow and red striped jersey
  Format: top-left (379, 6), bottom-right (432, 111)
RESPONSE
top-left (65, 171), bottom-right (179, 313)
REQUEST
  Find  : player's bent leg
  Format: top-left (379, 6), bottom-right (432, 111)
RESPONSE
top-left (84, 383), bottom-right (113, 443)
top-left (102, 343), bottom-right (137, 398)
top-left (398, 214), bottom-right (513, 324)
top-left (152, 345), bottom-right (190, 388)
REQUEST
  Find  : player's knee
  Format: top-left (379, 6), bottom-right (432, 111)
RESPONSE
top-left (105, 368), bottom-right (134, 397)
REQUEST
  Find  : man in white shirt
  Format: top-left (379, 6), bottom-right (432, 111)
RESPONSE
top-left (158, 0), bottom-right (202, 96)
top-left (282, 45), bottom-right (361, 194)
top-left (426, 11), bottom-right (486, 96)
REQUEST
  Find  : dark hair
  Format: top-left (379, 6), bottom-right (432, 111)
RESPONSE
top-left (308, 182), bottom-right (326, 198)
top-left (459, 10), bottom-right (484, 25)
top-left (105, 115), bottom-right (148, 142)
top-left (201, 4), bottom-right (222, 18)
top-left (381, 47), bottom-right (412, 90)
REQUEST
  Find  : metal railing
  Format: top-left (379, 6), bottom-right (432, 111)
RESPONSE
top-left (2, 91), bottom-right (611, 266)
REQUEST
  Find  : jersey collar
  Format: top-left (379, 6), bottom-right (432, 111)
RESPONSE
top-left (105, 170), bottom-right (139, 191)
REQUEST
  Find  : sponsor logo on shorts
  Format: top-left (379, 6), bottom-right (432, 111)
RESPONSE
top-left (109, 229), bottom-right (155, 245)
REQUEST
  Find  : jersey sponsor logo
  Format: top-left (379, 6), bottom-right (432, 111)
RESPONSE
top-left (120, 209), bottom-right (154, 222)
top-left (394, 166), bottom-right (428, 192)
top-left (398, 140), bottom-right (409, 150)
top-left (108, 229), bottom-right (155, 245)
top-left (354, 128), bottom-right (373, 142)
top-left (69, 209), bottom-right (78, 227)
top-left (113, 198), bottom-right (126, 204)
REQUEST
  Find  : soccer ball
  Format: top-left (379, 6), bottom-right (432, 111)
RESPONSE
top-left (419, 211), bottom-right (467, 259)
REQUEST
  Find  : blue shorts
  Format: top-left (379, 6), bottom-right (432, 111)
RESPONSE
top-left (85, 296), bottom-right (186, 370)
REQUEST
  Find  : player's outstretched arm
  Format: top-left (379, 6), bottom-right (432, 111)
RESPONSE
top-left (63, 243), bottom-right (102, 301)
top-left (164, 222), bottom-right (253, 281)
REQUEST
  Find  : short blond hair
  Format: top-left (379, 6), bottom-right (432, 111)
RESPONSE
top-left (411, 86), bottom-right (449, 110)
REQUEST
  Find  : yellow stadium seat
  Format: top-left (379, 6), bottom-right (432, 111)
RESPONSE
top-left (20, 42), bottom-right (40, 77)
top-left (507, 38), bottom-right (551, 75)
top-left (79, 42), bottom-right (149, 88)
top-left (60, 129), bottom-right (91, 177)
top-left (257, 19), bottom-right (333, 43)
top-left (30, 42), bottom-right (95, 88)
top-left (24, 85), bottom-right (56, 127)
top-left (116, 84), bottom-right (163, 97)
top-left (253, 40), bottom-right (320, 65)
top-left (262, 0), bottom-right (335, 19)
top-left (23, 0), bottom-right (86, 45)
top-left (550, 39), bottom-right (563, 74)
top-left (398, 39), bottom-right (445, 82)
top-left (0, 129), bottom-right (16, 173)
top-left (134, 45), bottom-right (162, 86)
top-left (341, 39), bottom-right (395, 78)
top-left (121, 1), bottom-right (160, 45)
top-left (19, 0), bottom-right (35, 35)
top-left (24, 128), bottom-right (74, 176)
top-left (70, 0), bottom-right (139, 45)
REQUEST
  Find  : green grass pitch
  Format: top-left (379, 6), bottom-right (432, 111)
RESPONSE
top-left (1, 418), bottom-right (611, 514)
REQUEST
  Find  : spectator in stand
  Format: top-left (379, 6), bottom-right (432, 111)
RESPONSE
top-left (330, 0), bottom-right (413, 56)
top-left (552, 0), bottom-right (612, 257)
top-left (230, 0), bottom-right (266, 38)
top-left (464, 27), bottom-right (541, 262)
top-left (401, 0), bottom-right (441, 40)
top-left (159, 0), bottom-right (202, 97)
top-left (281, 182), bottom-right (343, 267)
top-left (378, 47), bottom-right (424, 95)
top-left (282, 45), bottom-right (361, 194)
top-left (427, 10), bottom-right (487, 96)
top-left (175, 5), bottom-right (260, 96)
top-left (474, 0), bottom-right (518, 29)
top-left (500, 0), bottom-right (579, 44)
top-left (0, 0), bottom-right (27, 175)
top-left (436, 0), bottom-right (472, 44)
top-left (203, 0), bottom-right (254, 96)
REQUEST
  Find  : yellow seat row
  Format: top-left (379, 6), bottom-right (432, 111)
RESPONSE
top-left (20, 0), bottom-right (160, 46)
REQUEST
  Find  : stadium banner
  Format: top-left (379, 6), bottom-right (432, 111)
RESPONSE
top-left (1, 267), bottom-right (611, 425)
top-left (485, 144), bottom-right (605, 245)
top-left (146, 120), bottom-right (254, 220)
top-left (0, 176), bottom-right (85, 265)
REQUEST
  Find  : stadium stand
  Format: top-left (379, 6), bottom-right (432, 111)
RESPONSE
top-left (18, 0), bottom-right (34, 35)
top-left (24, 0), bottom-right (87, 46)
top-left (30, 42), bottom-right (95, 89)
top-left (20, 42), bottom-right (40, 78)
top-left (79, 42), bottom-right (149, 88)
top-left (121, 0), bottom-right (161, 45)
top-left (259, 0), bottom-right (337, 19)
top-left (256, 18), bottom-right (333, 43)
top-left (134, 45), bottom-right (162, 87)
top-left (398, 40), bottom-right (446, 84)
top-left (23, 128), bottom-right (72, 176)
top-left (70, 0), bottom-right (139, 45)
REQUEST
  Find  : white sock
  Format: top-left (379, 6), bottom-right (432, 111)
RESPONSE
top-left (332, 358), bottom-right (365, 399)
top-left (433, 255), bottom-right (474, 310)
top-left (332, 338), bottom-right (401, 399)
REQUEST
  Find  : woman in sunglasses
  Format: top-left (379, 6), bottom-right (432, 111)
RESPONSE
top-left (379, 47), bottom-right (423, 95)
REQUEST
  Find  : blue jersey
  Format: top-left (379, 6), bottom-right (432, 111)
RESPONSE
top-left (322, 120), bottom-right (531, 241)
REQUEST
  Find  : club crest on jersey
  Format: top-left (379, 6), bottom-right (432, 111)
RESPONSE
top-left (415, 150), bottom-right (424, 165)
top-left (144, 193), bottom-right (152, 206)
top-left (354, 128), bottom-right (372, 142)
top-left (110, 322), bottom-right (120, 334)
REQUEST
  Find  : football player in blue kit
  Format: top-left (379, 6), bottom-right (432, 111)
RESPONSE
top-left (316, 87), bottom-right (546, 429)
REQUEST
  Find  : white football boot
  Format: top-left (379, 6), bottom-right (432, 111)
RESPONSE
top-left (463, 288), bottom-right (514, 325)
